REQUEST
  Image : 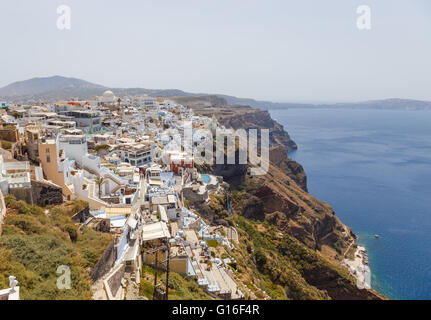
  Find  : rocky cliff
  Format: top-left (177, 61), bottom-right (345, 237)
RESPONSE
top-left (192, 105), bottom-right (383, 300)
top-left (215, 107), bottom-right (298, 151)
top-left (212, 107), bottom-right (307, 190)
top-left (208, 107), bottom-right (352, 254)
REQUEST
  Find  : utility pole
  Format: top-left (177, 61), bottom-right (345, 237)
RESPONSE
top-left (147, 242), bottom-right (170, 300)
top-left (152, 249), bottom-right (158, 301)
top-left (165, 240), bottom-right (170, 300)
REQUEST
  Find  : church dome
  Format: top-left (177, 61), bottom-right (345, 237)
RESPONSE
top-left (102, 90), bottom-right (116, 101)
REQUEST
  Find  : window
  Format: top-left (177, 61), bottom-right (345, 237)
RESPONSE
top-left (46, 155), bottom-right (51, 163)
top-left (46, 148), bottom-right (50, 153)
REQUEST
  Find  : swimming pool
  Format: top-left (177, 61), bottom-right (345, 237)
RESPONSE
top-left (201, 174), bottom-right (210, 184)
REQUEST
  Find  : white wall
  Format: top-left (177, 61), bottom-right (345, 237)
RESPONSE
top-left (60, 141), bottom-right (87, 164)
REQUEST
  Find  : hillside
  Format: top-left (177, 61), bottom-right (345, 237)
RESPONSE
top-left (0, 196), bottom-right (112, 300)
top-left (0, 76), bottom-right (106, 99)
top-left (0, 76), bottom-right (195, 103)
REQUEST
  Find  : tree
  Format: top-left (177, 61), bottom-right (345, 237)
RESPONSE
top-left (94, 176), bottom-right (105, 199)
top-left (254, 248), bottom-right (267, 270)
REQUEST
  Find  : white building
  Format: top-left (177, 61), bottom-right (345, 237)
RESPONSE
top-left (59, 134), bottom-right (88, 164)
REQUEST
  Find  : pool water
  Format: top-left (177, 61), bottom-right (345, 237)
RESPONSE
top-left (201, 174), bottom-right (211, 184)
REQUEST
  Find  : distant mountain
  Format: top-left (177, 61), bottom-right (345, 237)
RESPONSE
top-left (215, 94), bottom-right (315, 110)
top-left (218, 96), bottom-right (431, 111)
top-left (1, 76), bottom-right (430, 110)
top-left (0, 76), bottom-right (106, 100)
top-left (317, 98), bottom-right (431, 111)
top-left (0, 76), bottom-right (199, 103)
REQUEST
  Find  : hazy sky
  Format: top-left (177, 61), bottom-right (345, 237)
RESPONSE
top-left (0, 0), bottom-right (430, 102)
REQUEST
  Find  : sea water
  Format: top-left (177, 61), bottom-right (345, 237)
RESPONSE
top-left (270, 108), bottom-right (431, 300)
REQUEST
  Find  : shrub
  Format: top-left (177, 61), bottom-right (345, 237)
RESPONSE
top-left (5, 196), bottom-right (45, 216)
top-left (4, 215), bottom-right (46, 235)
top-left (206, 240), bottom-right (219, 248)
top-left (333, 241), bottom-right (342, 255)
top-left (1, 140), bottom-right (12, 150)
top-left (160, 272), bottom-right (211, 300)
top-left (64, 224), bottom-right (78, 242)
top-left (0, 199), bottom-right (113, 299)
top-left (254, 248), bottom-right (267, 269)
top-left (139, 279), bottom-right (154, 299)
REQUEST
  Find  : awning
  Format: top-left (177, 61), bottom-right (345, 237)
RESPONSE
top-left (158, 205), bottom-right (168, 223)
top-left (142, 222), bottom-right (170, 241)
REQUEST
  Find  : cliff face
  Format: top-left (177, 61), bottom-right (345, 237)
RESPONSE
top-left (212, 107), bottom-right (307, 191)
top-left (236, 162), bottom-right (349, 253)
top-left (216, 108), bottom-right (298, 151)
top-left (269, 145), bottom-right (307, 191)
top-left (190, 106), bottom-right (383, 300)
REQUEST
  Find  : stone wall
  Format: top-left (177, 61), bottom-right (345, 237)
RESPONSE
top-left (106, 263), bottom-right (125, 298)
top-left (100, 196), bottom-right (120, 204)
top-left (183, 187), bottom-right (208, 204)
top-left (87, 218), bottom-right (110, 233)
top-left (8, 187), bottom-right (33, 205)
top-left (31, 181), bottom-right (63, 206)
top-left (0, 129), bottom-right (18, 142)
top-left (90, 240), bottom-right (117, 282)
top-left (9, 181), bottom-right (63, 207)
top-left (71, 206), bottom-right (90, 223)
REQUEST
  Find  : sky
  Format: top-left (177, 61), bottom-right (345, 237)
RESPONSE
top-left (0, 0), bottom-right (430, 103)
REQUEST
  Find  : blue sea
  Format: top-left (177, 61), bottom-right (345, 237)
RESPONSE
top-left (270, 108), bottom-right (431, 300)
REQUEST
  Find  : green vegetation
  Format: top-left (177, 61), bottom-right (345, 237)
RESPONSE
top-left (139, 278), bottom-right (154, 299)
top-left (142, 265), bottom-right (158, 277)
top-left (0, 196), bottom-right (113, 300)
top-left (333, 241), bottom-right (343, 255)
top-left (163, 273), bottom-right (213, 300)
top-left (224, 214), bottom-right (359, 300)
top-left (208, 193), bottom-right (229, 220)
top-left (1, 140), bottom-right (12, 150)
top-left (140, 265), bottom-right (213, 300)
top-left (183, 199), bottom-right (190, 209)
top-left (206, 240), bottom-right (219, 248)
top-left (345, 244), bottom-right (357, 260)
top-left (94, 176), bottom-right (105, 199)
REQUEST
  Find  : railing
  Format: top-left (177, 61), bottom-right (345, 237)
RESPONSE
top-left (100, 167), bottom-right (128, 185)
top-left (4, 161), bottom-right (30, 171)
